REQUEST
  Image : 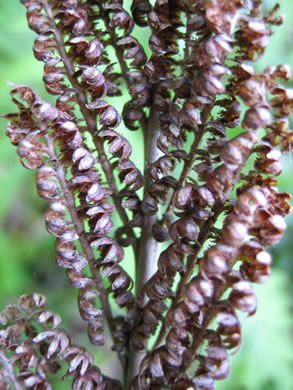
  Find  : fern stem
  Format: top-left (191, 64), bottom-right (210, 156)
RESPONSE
top-left (100, 5), bottom-right (148, 134)
top-left (125, 107), bottom-right (162, 388)
top-left (0, 350), bottom-right (22, 390)
top-left (44, 133), bottom-right (126, 369)
top-left (137, 107), bottom-right (163, 301)
top-left (43, 0), bottom-right (138, 257)
top-left (153, 143), bottom-right (255, 349)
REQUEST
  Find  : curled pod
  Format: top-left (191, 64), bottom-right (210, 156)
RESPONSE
top-left (239, 240), bottom-right (272, 283)
top-left (242, 105), bottom-right (271, 130)
top-left (193, 347), bottom-right (230, 383)
top-left (131, 300), bottom-right (168, 350)
top-left (32, 100), bottom-right (59, 122)
top-left (122, 71), bottom-right (150, 131)
top-left (138, 346), bottom-right (173, 386)
top-left (220, 141), bottom-right (246, 170)
top-left (56, 90), bottom-right (78, 114)
top-left (234, 187), bottom-right (267, 219)
top-left (25, 0), bottom-right (50, 34)
top-left (81, 66), bottom-right (107, 100)
top-left (36, 309), bottom-right (62, 330)
top-left (132, 244), bottom-right (187, 349)
top-left (215, 305), bottom-right (241, 351)
top-left (192, 375), bottom-right (215, 390)
top-left (33, 329), bottom-right (71, 360)
top-left (228, 280), bottom-right (257, 315)
top-left (165, 326), bottom-right (189, 368)
top-left (101, 130), bottom-right (132, 160)
top-left (115, 225), bottom-right (134, 247)
top-left (203, 246), bottom-right (229, 278)
top-left (131, 0), bottom-right (152, 26)
top-left (86, 101), bottom-right (122, 129)
top-left (169, 217), bottom-right (198, 245)
top-left (78, 289), bottom-right (105, 346)
top-left (257, 213), bottom-right (287, 246)
top-left (107, 3), bottom-right (134, 36)
top-left (91, 237), bottom-right (137, 321)
top-left (68, 37), bottom-right (104, 65)
top-left (43, 57), bottom-right (67, 95)
top-left (206, 165), bottom-right (233, 199)
top-left (103, 263), bottom-right (137, 325)
top-left (152, 221), bottom-right (170, 242)
top-left (53, 120), bottom-right (83, 150)
top-left (235, 17), bottom-right (270, 61)
top-left (72, 366), bottom-right (111, 390)
top-left (237, 76), bottom-right (266, 107)
top-left (72, 367), bottom-right (104, 390)
top-left (183, 277), bottom-right (214, 314)
top-left (16, 371), bottom-right (52, 389)
top-left (13, 342), bottom-right (39, 370)
top-left (144, 55), bottom-right (174, 83)
top-left (3, 113), bottom-right (29, 146)
top-left (205, 33), bottom-right (233, 64)
top-left (116, 38), bottom-right (146, 68)
top-left (67, 269), bottom-right (94, 289)
top-left (111, 316), bottom-right (129, 356)
top-left (118, 159), bottom-right (144, 192)
top-left (172, 300), bottom-right (194, 329)
top-left (55, 232), bottom-right (78, 268)
top-left (19, 293), bottom-right (47, 311)
top-left (17, 130), bottom-right (47, 170)
top-left (142, 155), bottom-right (176, 213)
top-left (174, 184), bottom-right (198, 210)
top-left (45, 201), bottom-right (67, 237)
top-left (204, 0), bottom-right (242, 35)
top-left (63, 346), bottom-right (94, 377)
top-left (222, 221), bottom-right (248, 246)
top-left (86, 204), bottom-right (114, 238)
top-left (36, 164), bottom-right (60, 200)
top-left (72, 147), bottom-right (96, 171)
top-left (270, 86), bottom-right (293, 118)
top-left (196, 64), bottom-right (230, 97)
top-left (254, 148), bottom-right (282, 176)
top-left (55, 4), bottom-right (89, 36)
top-left (220, 130), bottom-right (257, 171)
top-left (178, 100), bottom-right (201, 128)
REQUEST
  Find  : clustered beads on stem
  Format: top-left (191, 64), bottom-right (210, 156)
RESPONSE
top-left (1, 0), bottom-right (293, 389)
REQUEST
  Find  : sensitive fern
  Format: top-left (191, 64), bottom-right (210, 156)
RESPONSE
top-left (1, 0), bottom-right (292, 389)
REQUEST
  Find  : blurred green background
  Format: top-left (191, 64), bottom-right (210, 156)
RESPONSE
top-left (0, 1), bottom-right (292, 389)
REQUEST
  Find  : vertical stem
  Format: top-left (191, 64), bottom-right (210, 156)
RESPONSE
top-left (125, 107), bottom-right (162, 388)
top-left (0, 350), bottom-right (22, 390)
top-left (45, 133), bottom-right (125, 369)
top-left (43, 0), bottom-right (138, 257)
top-left (152, 139), bottom-right (256, 349)
top-left (136, 107), bottom-right (163, 300)
top-left (100, 6), bottom-right (147, 134)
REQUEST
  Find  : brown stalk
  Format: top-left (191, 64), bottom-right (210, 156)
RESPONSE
top-left (44, 132), bottom-right (125, 369)
top-left (43, 0), bottom-right (138, 257)
top-left (100, 5), bottom-right (147, 134)
top-left (181, 247), bottom-right (240, 372)
top-left (125, 107), bottom-right (163, 387)
top-left (0, 350), bottom-right (22, 390)
top-left (165, 104), bottom-right (213, 217)
top-left (151, 103), bottom-right (214, 349)
top-left (153, 143), bottom-right (255, 350)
